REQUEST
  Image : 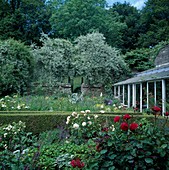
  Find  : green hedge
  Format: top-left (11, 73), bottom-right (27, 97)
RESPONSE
top-left (0, 111), bottom-right (167, 134)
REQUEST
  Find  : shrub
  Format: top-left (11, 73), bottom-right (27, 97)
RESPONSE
top-left (0, 39), bottom-right (34, 96)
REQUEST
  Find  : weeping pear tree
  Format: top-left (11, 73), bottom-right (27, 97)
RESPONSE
top-left (74, 32), bottom-right (129, 87)
top-left (32, 34), bottom-right (75, 87)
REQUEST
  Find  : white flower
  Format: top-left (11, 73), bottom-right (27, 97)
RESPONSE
top-left (110, 125), bottom-right (115, 131)
top-left (73, 123), bottom-right (79, 129)
top-left (113, 104), bottom-right (116, 107)
top-left (87, 116), bottom-right (90, 120)
top-left (118, 106), bottom-right (122, 109)
top-left (17, 105), bottom-right (21, 110)
top-left (65, 140), bottom-right (70, 143)
top-left (82, 122), bottom-right (87, 126)
top-left (4, 133), bottom-right (7, 138)
top-left (80, 111), bottom-right (85, 114)
top-left (100, 105), bottom-right (104, 109)
top-left (100, 110), bottom-right (105, 113)
top-left (71, 112), bottom-right (78, 117)
top-left (4, 144), bottom-right (8, 149)
top-left (85, 110), bottom-right (91, 113)
top-left (2, 104), bottom-right (6, 107)
top-left (100, 92), bottom-right (103, 97)
top-left (94, 115), bottom-right (98, 119)
top-left (84, 113), bottom-right (87, 116)
top-left (75, 114), bottom-right (79, 119)
top-left (67, 116), bottom-right (71, 121)
top-left (88, 121), bottom-right (92, 125)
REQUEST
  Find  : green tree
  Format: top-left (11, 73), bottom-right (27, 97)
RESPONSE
top-left (124, 40), bottom-right (169, 72)
top-left (74, 32), bottom-right (129, 86)
top-left (109, 2), bottom-right (141, 52)
top-left (0, 39), bottom-right (34, 96)
top-left (32, 34), bottom-right (74, 87)
top-left (138, 0), bottom-right (169, 48)
top-left (0, 0), bottom-right (51, 45)
top-left (49, 0), bottom-right (126, 48)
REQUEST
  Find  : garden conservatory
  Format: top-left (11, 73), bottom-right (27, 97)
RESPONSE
top-left (113, 45), bottom-right (169, 116)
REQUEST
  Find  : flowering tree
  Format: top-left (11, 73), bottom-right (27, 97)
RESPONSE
top-left (32, 34), bottom-right (75, 87)
top-left (74, 32), bottom-right (129, 86)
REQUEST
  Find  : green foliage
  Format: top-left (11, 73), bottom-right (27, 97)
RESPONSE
top-left (49, 0), bottom-right (126, 48)
top-left (0, 113), bottom-right (67, 134)
top-left (32, 34), bottom-right (74, 88)
top-left (90, 116), bottom-right (169, 169)
top-left (109, 2), bottom-right (141, 52)
top-left (0, 39), bottom-right (34, 96)
top-left (0, 0), bottom-right (51, 45)
top-left (124, 40), bottom-right (169, 72)
top-left (74, 32), bottom-right (129, 85)
top-left (0, 121), bottom-right (38, 169)
top-left (66, 111), bottom-right (101, 143)
top-left (138, 0), bottom-right (169, 48)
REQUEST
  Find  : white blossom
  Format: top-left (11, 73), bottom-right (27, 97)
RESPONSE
top-left (82, 122), bottom-right (87, 126)
top-left (85, 110), bottom-right (91, 113)
top-left (100, 110), bottom-right (105, 113)
top-left (71, 112), bottom-right (78, 117)
top-left (94, 115), bottom-right (98, 119)
top-left (73, 123), bottom-right (79, 129)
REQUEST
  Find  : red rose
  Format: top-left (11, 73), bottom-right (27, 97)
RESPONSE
top-left (114, 116), bottom-right (120, 123)
top-left (70, 160), bottom-right (77, 168)
top-left (165, 112), bottom-right (169, 116)
top-left (139, 123), bottom-right (142, 127)
top-left (120, 122), bottom-right (129, 131)
top-left (152, 106), bottom-right (161, 112)
top-left (70, 158), bottom-right (85, 168)
top-left (130, 122), bottom-right (138, 131)
top-left (123, 114), bottom-right (131, 120)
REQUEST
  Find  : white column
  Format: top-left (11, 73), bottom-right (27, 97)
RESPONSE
top-left (114, 86), bottom-right (116, 96)
top-left (162, 79), bottom-right (166, 116)
top-left (147, 82), bottom-right (149, 109)
top-left (122, 85), bottom-right (125, 105)
top-left (132, 84), bottom-right (136, 107)
top-left (140, 83), bottom-right (143, 112)
top-left (118, 86), bottom-right (120, 101)
top-left (128, 84), bottom-right (130, 108)
top-left (154, 81), bottom-right (157, 106)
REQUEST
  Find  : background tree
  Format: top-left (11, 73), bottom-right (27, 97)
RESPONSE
top-left (108, 2), bottom-right (141, 53)
top-left (0, 39), bottom-right (34, 96)
top-left (0, 0), bottom-right (51, 45)
top-left (74, 32), bottom-right (129, 86)
top-left (124, 40), bottom-right (169, 72)
top-left (138, 0), bottom-right (169, 48)
top-left (49, 0), bottom-right (126, 48)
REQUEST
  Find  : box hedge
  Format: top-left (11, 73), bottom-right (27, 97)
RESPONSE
top-left (0, 111), bottom-right (168, 134)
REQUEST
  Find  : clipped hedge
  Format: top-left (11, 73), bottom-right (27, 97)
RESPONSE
top-left (0, 111), bottom-right (168, 134)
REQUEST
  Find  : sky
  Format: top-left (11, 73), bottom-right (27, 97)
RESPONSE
top-left (106, 0), bottom-right (147, 9)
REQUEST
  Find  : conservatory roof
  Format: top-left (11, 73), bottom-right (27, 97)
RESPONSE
top-left (114, 63), bottom-right (169, 86)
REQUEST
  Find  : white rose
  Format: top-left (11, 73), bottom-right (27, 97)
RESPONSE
top-left (72, 112), bottom-right (77, 117)
top-left (85, 110), bottom-right (91, 113)
top-left (100, 110), bottom-right (105, 113)
top-left (80, 111), bottom-right (85, 114)
top-left (94, 115), bottom-right (98, 119)
top-left (73, 123), bottom-right (79, 129)
top-left (82, 122), bottom-right (87, 126)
